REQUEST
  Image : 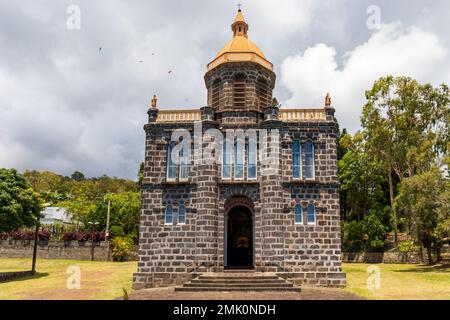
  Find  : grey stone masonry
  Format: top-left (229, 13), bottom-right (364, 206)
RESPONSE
top-left (133, 59), bottom-right (346, 289)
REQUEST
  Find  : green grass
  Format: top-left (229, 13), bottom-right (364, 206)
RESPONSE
top-left (343, 263), bottom-right (450, 300)
top-left (1, 259), bottom-right (449, 300)
top-left (0, 258), bottom-right (137, 300)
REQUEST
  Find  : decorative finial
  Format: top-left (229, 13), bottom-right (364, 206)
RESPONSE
top-left (325, 93), bottom-right (331, 107)
top-left (151, 94), bottom-right (157, 109)
top-left (232, 5), bottom-right (248, 37)
top-left (237, 3), bottom-right (242, 11)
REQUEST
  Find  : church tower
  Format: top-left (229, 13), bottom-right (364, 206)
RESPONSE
top-left (205, 9), bottom-right (275, 118)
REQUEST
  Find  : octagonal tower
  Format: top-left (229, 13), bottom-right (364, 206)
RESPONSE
top-left (204, 10), bottom-right (276, 123)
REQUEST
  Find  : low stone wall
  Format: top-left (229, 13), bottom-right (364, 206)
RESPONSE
top-left (0, 240), bottom-right (111, 261)
top-left (342, 252), bottom-right (422, 264)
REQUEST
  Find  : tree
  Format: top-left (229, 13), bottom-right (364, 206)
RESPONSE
top-left (71, 171), bottom-right (86, 181)
top-left (138, 162), bottom-right (144, 188)
top-left (338, 132), bottom-right (385, 221)
top-left (0, 168), bottom-right (42, 232)
top-left (361, 76), bottom-right (449, 244)
top-left (23, 170), bottom-right (62, 193)
top-left (23, 170), bottom-right (71, 204)
top-left (395, 168), bottom-right (448, 264)
top-left (341, 206), bottom-right (389, 252)
top-left (84, 192), bottom-right (140, 240)
top-left (337, 128), bottom-right (349, 161)
top-left (271, 97), bottom-right (280, 107)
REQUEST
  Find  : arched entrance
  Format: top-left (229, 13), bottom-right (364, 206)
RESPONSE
top-left (224, 196), bottom-right (255, 269)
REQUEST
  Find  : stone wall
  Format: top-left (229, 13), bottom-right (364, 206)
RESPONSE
top-left (204, 62), bottom-right (276, 113)
top-left (134, 111), bottom-right (347, 289)
top-left (0, 240), bottom-right (111, 261)
top-left (342, 252), bottom-right (422, 264)
top-left (276, 121), bottom-right (345, 287)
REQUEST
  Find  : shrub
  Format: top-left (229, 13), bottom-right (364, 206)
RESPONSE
top-left (110, 225), bottom-right (125, 238)
top-left (369, 239), bottom-right (385, 251)
top-left (362, 213), bottom-right (388, 252)
top-left (7, 231), bottom-right (34, 241)
top-left (10, 231), bottom-right (22, 240)
top-left (92, 231), bottom-right (105, 242)
top-left (38, 230), bottom-right (50, 241)
top-left (342, 220), bottom-right (364, 252)
top-left (398, 240), bottom-right (420, 253)
top-left (63, 232), bottom-right (77, 241)
top-left (76, 232), bottom-right (89, 242)
top-left (22, 231), bottom-right (35, 241)
top-left (342, 213), bottom-right (388, 252)
top-left (63, 231), bottom-right (105, 242)
top-left (111, 237), bottom-right (134, 262)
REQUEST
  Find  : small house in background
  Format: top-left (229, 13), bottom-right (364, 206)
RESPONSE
top-left (40, 207), bottom-right (72, 225)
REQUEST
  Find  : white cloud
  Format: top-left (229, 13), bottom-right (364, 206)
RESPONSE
top-left (1, 1), bottom-right (450, 179)
top-left (280, 22), bottom-right (449, 132)
top-left (246, 0), bottom-right (314, 34)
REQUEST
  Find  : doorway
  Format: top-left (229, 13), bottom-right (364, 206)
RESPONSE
top-left (225, 205), bottom-right (254, 269)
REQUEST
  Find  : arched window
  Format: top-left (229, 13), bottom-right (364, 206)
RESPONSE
top-left (247, 135), bottom-right (257, 180)
top-left (178, 203), bottom-right (186, 225)
top-left (165, 205), bottom-right (173, 225)
top-left (166, 142), bottom-right (176, 180)
top-left (292, 140), bottom-right (301, 179)
top-left (294, 203), bottom-right (302, 224)
top-left (222, 139), bottom-right (232, 179)
top-left (305, 141), bottom-right (315, 179)
top-left (233, 74), bottom-right (246, 108)
top-left (307, 204), bottom-right (316, 225)
top-left (235, 136), bottom-right (244, 179)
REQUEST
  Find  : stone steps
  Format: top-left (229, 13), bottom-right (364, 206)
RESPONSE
top-left (198, 276), bottom-right (280, 280)
top-left (184, 283), bottom-right (294, 288)
top-left (176, 287), bottom-right (301, 292)
top-left (175, 272), bottom-right (301, 292)
top-left (191, 278), bottom-right (284, 283)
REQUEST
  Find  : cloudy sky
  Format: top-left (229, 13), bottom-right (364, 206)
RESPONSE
top-left (0, 0), bottom-right (449, 179)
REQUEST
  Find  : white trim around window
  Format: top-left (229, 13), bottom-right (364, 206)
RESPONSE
top-left (305, 140), bottom-right (315, 180)
top-left (166, 142), bottom-right (177, 181)
top-left (294, 203), bottom-right (302, 225)
top-left (178, 203), bottom-right (186, 225)
top-left (247, 138), bottom-right (258, 180)
top-left (165, 205), bottom-right (173, 225)
top-left (292, 139), bottom-right (302, 180)
top-left (222, 139), bottom-right (232, 180)
top-left (234, 138), bottom-right (245, 180)
top-left (307, 203), bottom-right (316, 225)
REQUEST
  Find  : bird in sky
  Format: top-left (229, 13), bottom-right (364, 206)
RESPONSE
top-left (168, 70), bottom-right (172, 74)
top-left (99, 47), bottom-right (102, 52)
top-left (138, 60), bottom-right (144, 63)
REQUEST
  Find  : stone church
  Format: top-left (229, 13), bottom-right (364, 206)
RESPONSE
top-left (133, 10), bottom-right (346, 289)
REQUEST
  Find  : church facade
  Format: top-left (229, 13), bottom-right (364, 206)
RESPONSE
top-left (132, 10), bottom-right (346, 289)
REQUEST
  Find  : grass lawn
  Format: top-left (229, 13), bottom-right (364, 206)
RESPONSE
top-left (0, 259), bottom-right (449, 300)
top-left (0, 258), bottom-right (136, 300)
top-left (343, 263), bottom-right (450, 300)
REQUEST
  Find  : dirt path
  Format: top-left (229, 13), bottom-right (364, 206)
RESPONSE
top-left (128, 286), bottom-right (365, 300)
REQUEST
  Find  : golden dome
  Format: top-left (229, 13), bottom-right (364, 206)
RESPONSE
top-left (215, 36), bottom-right (266, 59)
top-left (207, 10), bottom-right (273, 72)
